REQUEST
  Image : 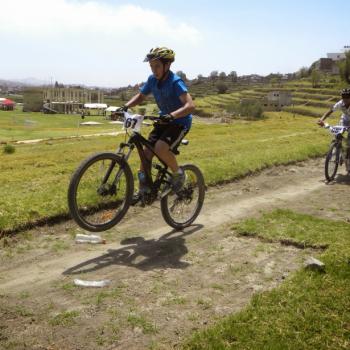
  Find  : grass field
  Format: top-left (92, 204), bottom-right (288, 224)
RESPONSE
top-left (0, 104), bottom-right (159, 142)
top-left (0, 110), bottom-right (122, 142)
top-left (185, 209), bottom-right (350, 350)
top-left (0, 111), bottom-right (331, 233)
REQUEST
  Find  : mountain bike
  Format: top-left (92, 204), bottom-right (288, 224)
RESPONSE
top-left (323, 123), bottom-right (350, 181)
top-left (68, 112), bottom-right (205, 232)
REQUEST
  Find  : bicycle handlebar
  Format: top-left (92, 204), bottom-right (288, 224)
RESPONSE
top-left (323, 123), bottom-right (350, 137)
top-left (143, 115), bottom-right (161, 121)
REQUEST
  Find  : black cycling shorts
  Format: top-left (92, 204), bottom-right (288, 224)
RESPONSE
top-left (148, 123), bottom-right (188, 151)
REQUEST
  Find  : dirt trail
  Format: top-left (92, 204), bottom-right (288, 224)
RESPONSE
top-left (15, 131), bottom-right (124, 144)
top-left (1, 158), bottom-right (349, 350)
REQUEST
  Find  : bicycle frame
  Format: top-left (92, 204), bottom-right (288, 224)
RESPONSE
top-left (116, 128), bottom-right (172, 195)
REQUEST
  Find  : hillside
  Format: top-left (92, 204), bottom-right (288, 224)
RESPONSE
top-left (106, 73), bottom-right (345, 121)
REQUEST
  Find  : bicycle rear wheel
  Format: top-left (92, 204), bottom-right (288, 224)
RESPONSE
top-left (325, 142), bottom-right (340, 182)
top-left (68, 152), bottom-right (134, 232)
top-left (160, 164), bottom-right (205, 230)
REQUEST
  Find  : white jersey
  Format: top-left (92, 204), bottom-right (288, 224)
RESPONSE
top-left (332, 100), bottom-right (350, 126)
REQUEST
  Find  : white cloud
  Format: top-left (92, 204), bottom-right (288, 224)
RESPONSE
top-left (0, 0), bottom-right (203, 86)
top-left (0, 0), bottom-right (201, 44)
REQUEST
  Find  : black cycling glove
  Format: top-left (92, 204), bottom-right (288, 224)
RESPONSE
top-left (159, 114), bottom-right (174, 123)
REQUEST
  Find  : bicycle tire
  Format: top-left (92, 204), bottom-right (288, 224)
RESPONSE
top-left (68, 152), bottom-right (134, 232)
top-left (160, 164), bottom-right (205, 230)
top-left (325, 142), bottom-right (340, 182)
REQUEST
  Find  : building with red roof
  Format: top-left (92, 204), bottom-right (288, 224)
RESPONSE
top-left (0, 98), bottom-right (15, 110)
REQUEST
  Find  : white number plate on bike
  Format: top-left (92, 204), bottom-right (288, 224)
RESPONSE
top-left (123, 113), bottom-right (144, 133)
top-left (330, 126), bottom-right (346, 134)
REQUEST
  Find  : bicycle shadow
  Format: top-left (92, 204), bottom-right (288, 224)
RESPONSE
top-left (63, 224), bottom-right (203, 276)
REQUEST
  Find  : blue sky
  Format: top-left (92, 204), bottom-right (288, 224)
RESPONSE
top-left (0, 0), bottom-right (349, 87)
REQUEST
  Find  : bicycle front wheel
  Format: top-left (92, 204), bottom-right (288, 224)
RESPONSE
top-left (160, 164), bottom-right (205, 230)
top-left (68, 152), bottom-right (134, 232)
top-left (325, 142), bottom-right (340, 182)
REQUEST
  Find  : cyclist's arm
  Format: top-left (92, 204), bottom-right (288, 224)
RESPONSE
top-left (124, 93), bottom-right (146, 109)
top-left (318, 108), bottom-right (333, 125)
top-left (170, 93), bottom-right (195, 119)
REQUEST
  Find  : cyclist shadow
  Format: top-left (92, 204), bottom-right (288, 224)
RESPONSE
top-left (327, 173), bottom-right (350, 185)
top-left (63, 224), bottom-right (203, 276)
top-left (335, 173), bottom-right (350, 184)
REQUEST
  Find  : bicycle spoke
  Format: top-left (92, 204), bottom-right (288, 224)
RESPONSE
top-left (161, 164), bottom-right (205, 229)
top-left (68, 153), bottom-right (133, 231)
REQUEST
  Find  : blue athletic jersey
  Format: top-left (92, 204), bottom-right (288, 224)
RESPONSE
top-left (140, 71), bottom-right (192, 130)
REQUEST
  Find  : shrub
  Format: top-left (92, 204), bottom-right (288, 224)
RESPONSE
top-left (216, 82), bottom-right (228, 94)
top-left (226, 100), bottom-right (264, 120)
top-left (239, 100), bottom-right (264, 119)
top-left (3, 144), bottom-right (16, 154)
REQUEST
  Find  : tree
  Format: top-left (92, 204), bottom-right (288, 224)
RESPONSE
top-left (229, 71), bottom-right (237, 82)
top-left (54, 81), bottom-right (64, 88)
top-left (120, 91), bottom-right (127, 101)
top-left (219, 72), bottom-right (227, 80)
top-left (210, 71), bottom-right (218, 86)
top-left (296, 66), bottom-right (310, 78)
top-left (338, 50), bottom-right (350, 84)
top-left (176, 70), bottom-right (187, 81)
top-left (197, 74), bottom-right (204, 80)
top-left (210, 71), bottom-right (218, 80)
top-left (311, 69), bottom-right (321, 88)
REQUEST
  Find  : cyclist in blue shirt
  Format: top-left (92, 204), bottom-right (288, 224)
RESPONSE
top-left (119, 47), bottom-right (195, 200)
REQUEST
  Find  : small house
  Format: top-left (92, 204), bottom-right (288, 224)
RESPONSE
top-left (263, 91), bottom-right (292, 110)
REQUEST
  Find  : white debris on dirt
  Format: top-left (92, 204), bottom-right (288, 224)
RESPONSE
top-left (75, 233), bottom-right (106, 244)
top-left (304, 257), bottom-right (325, 272)
top-left (73, 279), bottom-right (111, 288)
top-left (80, 121), bottom-right (103, 125)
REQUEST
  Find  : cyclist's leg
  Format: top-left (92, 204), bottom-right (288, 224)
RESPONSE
top-left (154, 124), bottom-right (188, 191)
top-left (140, 147), bottom-right (154, 172)
top-left (154, 140), bottom-right (178, 172)
top-left (154, 124), bottom-right (187, 171)
top-left (341, 115), bottom-right (350, 173)
top-left (132, 125), bottom-right (165, 203)
top-left (346, 122), bottom-right (350, 173)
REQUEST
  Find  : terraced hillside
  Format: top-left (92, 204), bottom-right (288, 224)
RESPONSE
top-left (104, 74), bottom-right (345, 121)
top-left (193, 78), bottom-right (344, 120)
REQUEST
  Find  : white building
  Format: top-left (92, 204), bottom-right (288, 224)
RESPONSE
top-left (327, 53), bottom-right (346, 61)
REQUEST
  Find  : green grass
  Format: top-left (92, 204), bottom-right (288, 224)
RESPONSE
top-left (49, 310), bottom-right (80, 326)
top-left (0, 105), bottom-right (160, 142)
top-left (0, 109), bottom-right (122, 142)
top-left (127, 312), bottom-right (157, 334)
top-left (283, 105), bottom-right (332, 118)
top-left (184, 210), bottom-right (350, 349)
top-left (0, 112), bottom-right (332, 232)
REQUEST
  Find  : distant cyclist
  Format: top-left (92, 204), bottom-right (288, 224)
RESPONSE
top-left (318, 88), bottom-right (350, 143)
top-left (118, 47), bottom-right (195, 202)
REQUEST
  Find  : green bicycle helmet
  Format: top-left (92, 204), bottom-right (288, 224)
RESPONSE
top-left (143, 47), bottom-right (175, 63)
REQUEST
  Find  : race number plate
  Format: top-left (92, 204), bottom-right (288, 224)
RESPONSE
top-left (123, 113), bottom-right (144, 133)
